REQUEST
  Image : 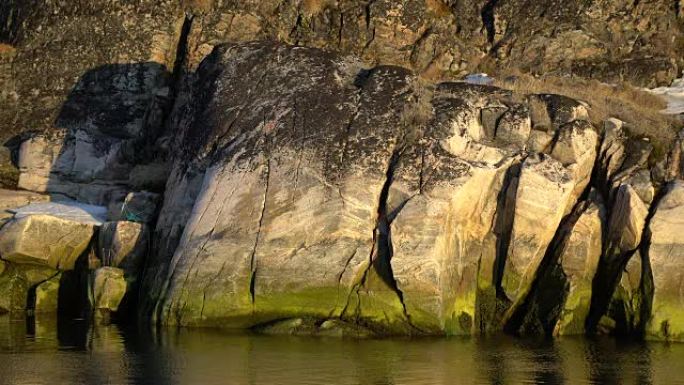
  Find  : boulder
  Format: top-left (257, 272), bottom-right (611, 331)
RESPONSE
top-left (0, 214), bottom-right (96, 270)
top-left (494, 104), bottom-right (531, 148)
top-left (98, 221), bottom-right (149, 277)
top-left (152, 44), bottom-right (529, 334)
top-left (16, 134), bottom-right (64, 193)
top-left (92, 267), bottom-right (127, 315)
top-left (647, 180), bottom-right (684, 341)
top-left (550, 120), bottom-right (599, 213)
top-left (527, 130), bottom-right (554, 153)
top-left (605, 185), bottom-right (649, 257)
top-left (501, 154), bottom-right (575, 312)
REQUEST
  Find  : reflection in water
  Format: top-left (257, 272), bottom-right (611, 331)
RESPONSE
top-left (1, 315), bottom-right (684, 385)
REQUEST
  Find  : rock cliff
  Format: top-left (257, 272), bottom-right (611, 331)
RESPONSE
top-left (1, 1), bottom-right (684, 340)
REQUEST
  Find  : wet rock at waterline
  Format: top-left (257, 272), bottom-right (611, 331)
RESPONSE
top-left (92, 267), bottom-right (127, 321)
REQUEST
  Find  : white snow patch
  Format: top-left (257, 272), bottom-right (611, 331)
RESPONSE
top-left (9, 201), bottom-right (107, 225)
top-left (648, 77), bottom-right (684, 115)
top-left (464, 73), bottom-right (495, 86)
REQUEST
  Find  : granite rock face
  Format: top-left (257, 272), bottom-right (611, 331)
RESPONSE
top-left (647, 181), bottom-right (684, 341)
top-left (1, 0), bottom-right (684, 340)
top-left (134, 42), bottom-right (619, 336)
top-left (89, 42), bottom-right (678, 338)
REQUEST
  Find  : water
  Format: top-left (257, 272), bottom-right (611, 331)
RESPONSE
top-left (1, 316), bottom-right (684, 385)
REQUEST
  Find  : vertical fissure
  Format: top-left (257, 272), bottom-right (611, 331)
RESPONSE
top-left (249, 159), bottom-right (271, 304)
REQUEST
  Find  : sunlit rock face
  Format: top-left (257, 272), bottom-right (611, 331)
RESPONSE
top-left (647, 181), bottom-right (684, 341)
top-left (134, 41), bottom-right (632, 336)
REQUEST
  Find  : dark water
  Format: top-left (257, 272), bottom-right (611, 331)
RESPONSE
top-left (1, 316), bottom-right (684, 385)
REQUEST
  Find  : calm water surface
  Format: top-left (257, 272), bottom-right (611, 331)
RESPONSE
top-left (1, 315), bottom-right (683, 385)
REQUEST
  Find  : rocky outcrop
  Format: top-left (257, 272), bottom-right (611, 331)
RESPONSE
top-left (180, 0), bottom-right (683, 86)
top-left (1, 9), bottom-right (684, 340)
top-left (2, 1), bottom-right (682, 193)
top-left (128, 42), bottom-right (620, 337)
top-left (129, 42), bottom-right (684, 339)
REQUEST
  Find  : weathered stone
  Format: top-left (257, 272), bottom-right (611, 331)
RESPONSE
top-left (527, 130), bottom-right (554, 154)
top-left (390, 161), bottom-right (510, 334)
top-left (550, 120), bottom-right (599, 214)
top-left (92, 267), bottom-right (127, 314)
top-left (0, 214), bottom-right (95, 270)
top-left (626, 170), bottom-right (655, 205)
top-left (34, 274), bottom-right (61, 313)
top-left (494, 104), bottom-right (531, 148)
top-left (538, 94), bottom-right (590, 128)
top-left (605, 185), bottom-right (649, 256)
top-left (98, 221), bottom-right (149, 277)
top-left (1, 0), bottom-right (182, 195)
top-left (149, 43), bottom-right (532, 335)
top-left (501, 154), bottom-right (575, 314)
top-left (596, 119), bottom-right (628, 185)
top-left (647, 180), bottom-right (684, 341)
top-left (554, 196), bottom-right (606, 336)
top-left (586, 182), bottom-right (651, 334)
top-left (0, 189), bottom-right (50, 211)
top-left (155, 45), bottom-right (405, 330)
top-left (16, 134), bottom-right (64, 193)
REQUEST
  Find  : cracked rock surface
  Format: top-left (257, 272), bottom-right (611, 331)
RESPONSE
top-left (132, 41), bottom-right (684, 338)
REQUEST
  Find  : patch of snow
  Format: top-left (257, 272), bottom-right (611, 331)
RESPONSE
top-left (648, 77), bottom-right (684, 115)
top-left (464, 73), bottom-right (495, 86)
top-left (9, 201), bottom-right (107, 225)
